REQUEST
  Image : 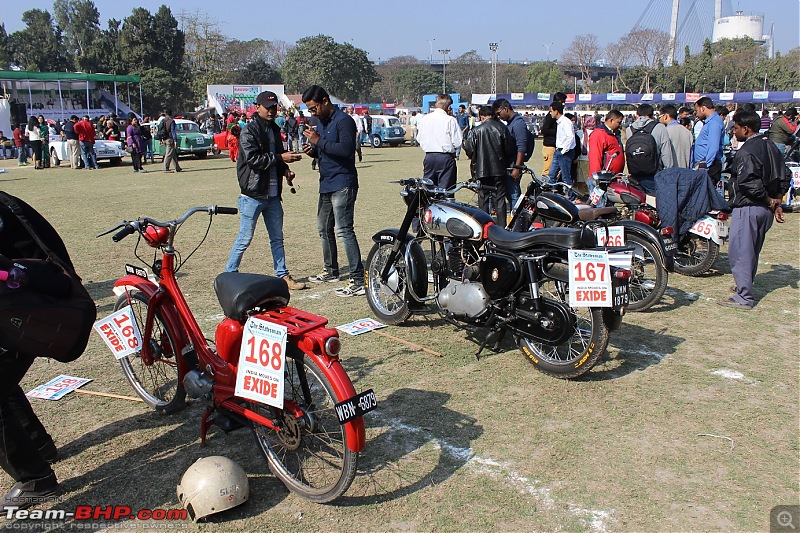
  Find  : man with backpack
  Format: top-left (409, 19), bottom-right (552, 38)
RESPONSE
top-left (493, 98), bottom-right (535, 209)
top-left (719, 110), bottom-right (790, 310)
top-left (624, 104), bottom-right (675, 195)
top-left (0, 192), bottom-right (95, 511)
top-left (157, 109), bottom-right (182, 173)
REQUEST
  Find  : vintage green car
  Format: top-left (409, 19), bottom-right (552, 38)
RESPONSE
top-left (145, 118), bottom-right (213, 159)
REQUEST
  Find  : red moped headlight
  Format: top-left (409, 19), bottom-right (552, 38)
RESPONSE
top-left (143, 225), bottom-right (169, 247)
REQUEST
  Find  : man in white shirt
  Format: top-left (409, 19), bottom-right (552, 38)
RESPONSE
top-left (546, 101), bottom-right (577, 199)
top-left (345, 106), bottom-right (363, 162)
top-left (416, 94), bottom-right (463, 190)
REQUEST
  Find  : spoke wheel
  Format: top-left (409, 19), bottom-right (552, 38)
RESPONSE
top-left (625, 234), bottom-right (667, 311)
top-left (250, 352), bottom-right (357, 503)
top-left (114, 292), bottom-right (185, 413)
top-left (673, 235), bottom-right (719, 276)
top-left (365, 242), bottom-right (412, 325)
top-left (517, 281), bottom-right (608, 379)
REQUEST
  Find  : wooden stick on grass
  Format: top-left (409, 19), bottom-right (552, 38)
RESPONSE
top-left (372, 329), bottom-right (444, 357)
top-left (75, 389), bottom-right (145, 403)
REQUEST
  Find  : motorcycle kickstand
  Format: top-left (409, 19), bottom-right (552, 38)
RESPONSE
top-left (200, 408), bottom-right (213, 447)
top-left (475, 314), bottom-right (512, 360)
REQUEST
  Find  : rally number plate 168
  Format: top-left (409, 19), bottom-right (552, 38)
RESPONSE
top-left (334, 389), bottom-right (377, 424)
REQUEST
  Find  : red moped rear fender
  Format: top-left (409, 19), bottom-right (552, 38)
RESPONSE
top-left (306, 350), bottom-right (366, 453)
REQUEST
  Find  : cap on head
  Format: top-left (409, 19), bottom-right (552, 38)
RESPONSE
top-left (256, 91), bottom-right (279, 108)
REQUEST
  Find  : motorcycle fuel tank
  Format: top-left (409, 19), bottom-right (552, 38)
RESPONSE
top-left (607, 182), bottom-right (646, 205)
top-left (534, 192), bottom-right (581, 224)
top-left (422, 202), bottom-right (492, 241)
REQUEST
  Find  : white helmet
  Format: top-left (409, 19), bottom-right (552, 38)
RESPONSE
top-left (177, 456), bottom-right (249, 521)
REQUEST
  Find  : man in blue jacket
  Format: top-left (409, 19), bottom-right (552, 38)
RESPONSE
top-left (302, 86), bottom-right (364, 297)
top-left (692, 97), bottom-right (724, 185)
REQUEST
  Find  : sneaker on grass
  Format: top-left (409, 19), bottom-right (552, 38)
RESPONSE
top-left (309, 271), bottom-right (339, 283)
top-left (335, 283), bottom-right (365, 297)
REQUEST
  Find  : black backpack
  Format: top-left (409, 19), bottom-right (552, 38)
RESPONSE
top-left (0, 192), bottom-right (96, 362)
top-left (153, 119), bottom-right (169, 141)
top-left (625, 121), bottom-right (659, 176)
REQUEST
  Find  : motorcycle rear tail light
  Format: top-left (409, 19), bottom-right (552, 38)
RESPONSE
top-left (614, 269), bottom-right (632, 279)
top-left (717, 212), bottom-right (728, 221)
top-left (660, 226), bottom-right (675, 236)
top-left (324, 337), bottom-right (341, 357)
top-left (423, 209), bottom-right (433, 225)
top-left (482, 221), bottom-right (495, 239)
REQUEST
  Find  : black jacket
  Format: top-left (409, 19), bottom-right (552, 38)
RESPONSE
top-left (731, 134), bottom-right (790, 208)
top-left (237, 115), bottom-right (288, 200)
top-left (540, 113), bottom-right (557, 148)
top-left (463, 118), bottom-right (516, 179)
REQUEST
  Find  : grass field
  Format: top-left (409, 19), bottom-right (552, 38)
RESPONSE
top-left (0, 146), bottom-right (798, 532)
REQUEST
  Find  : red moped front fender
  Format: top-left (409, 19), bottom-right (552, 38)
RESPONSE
top-left (112, 275), bottom-right (189, 356)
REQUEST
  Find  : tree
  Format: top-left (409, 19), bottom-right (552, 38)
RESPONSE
top-left (53, 0), bottom-right (101, 72)
top-left (560, 34), bottom-right (602, 91)
top-left (766, 48), bottom-right (800, 91)
top-left (525, 62), bottom-right (567, 93)
top-left (623, 29), bottom-right (672, 93)
top-left (119, 8), bottom-right (157, 73)
top-left (177, 10), bottom-right (228, 101)
top-left (282, 35), bottom-right (378, 101)
top-left (233, 59), bottom-right (282, 85)
top-left (446, 50), bottom-right (487, 93)
top-left (604, 40), bottom-right (634, 92)
top-left (393, 67), bottom-right (446, 106)
top-left (372, 55), bottom-right (423, 103)
top-left (711, 37), bottom-right (766, 92)
top-left (496, 63), bottom-right (530, 93)
top-left (151, 5), bottom-right (185, 74)
top-left (0, 24), bottom-right (10, 70)
top-left (8, 9), bottom-right (68, 71)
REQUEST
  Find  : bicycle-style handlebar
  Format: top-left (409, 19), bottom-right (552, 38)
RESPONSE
top-left (396, 177), bottom-right (495, 196)
top-left (102, 205), bottom-right (238, 243)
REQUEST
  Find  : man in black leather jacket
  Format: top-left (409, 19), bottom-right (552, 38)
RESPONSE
top-left (464, 106), bottom-right (517, 225)
top-left (719, 109), bottom-right (789, 310)
top-left (225, 91), bottom-right (306, 290)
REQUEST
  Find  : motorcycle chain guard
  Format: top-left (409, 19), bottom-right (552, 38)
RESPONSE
top-left (511, 296), bottom-right (576, 345)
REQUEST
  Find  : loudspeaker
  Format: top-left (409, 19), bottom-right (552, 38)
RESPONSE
top-left (10, 103), bottom-right (27, 127)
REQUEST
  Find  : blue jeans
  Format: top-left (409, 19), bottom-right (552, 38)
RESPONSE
top-left (503, 174), bottom-right (522, 211)
top-left (317, 187), bottom-right (363, 284)
top-left (225, 195), bottom-right (288, 277)
top-left (17, 145), bottom-right (27, 164)
top-left (80, 141), bottom-right (97, 169)
top-left (548, 149), bottom-right (574, 198)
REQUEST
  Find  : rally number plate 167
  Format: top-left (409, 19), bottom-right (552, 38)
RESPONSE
top-left (334, 389), bottom-right (377, 424)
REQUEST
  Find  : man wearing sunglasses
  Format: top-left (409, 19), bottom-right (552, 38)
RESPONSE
top-left (302, 86), bottom-right (364, 298)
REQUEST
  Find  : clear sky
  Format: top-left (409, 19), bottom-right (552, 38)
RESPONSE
top-left (3, 0), bottom-right (798, 63)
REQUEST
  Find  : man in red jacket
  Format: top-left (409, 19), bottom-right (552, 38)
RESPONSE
top-left (588, 109), bottom-right (626, 176)
top-left (73, 116), bottom-right (98, 170)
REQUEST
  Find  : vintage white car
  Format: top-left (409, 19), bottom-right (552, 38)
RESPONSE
top-left (49, 135), bottom-right (127, 166)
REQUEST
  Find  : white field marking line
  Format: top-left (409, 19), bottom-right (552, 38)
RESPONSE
top-left (627, 349), bottom-right (665, 361)
top-left (378, 416), bottom-right (612, 530)
top-left (711, 368), bottom-right (758, 384)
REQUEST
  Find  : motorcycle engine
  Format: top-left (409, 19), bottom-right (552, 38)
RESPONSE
top-left (437, 280), bottom-right (490, 319)
top-left (183, 370), bottom-right (213, 399)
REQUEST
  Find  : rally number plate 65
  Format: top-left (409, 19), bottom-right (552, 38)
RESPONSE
top-left (334, 389), bottom-right (377, 424)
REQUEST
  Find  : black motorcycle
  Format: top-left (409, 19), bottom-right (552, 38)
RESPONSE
top-left (507, 165), bottom-right (670, 312)
top-left (364, 177), bottom-right (631, 379)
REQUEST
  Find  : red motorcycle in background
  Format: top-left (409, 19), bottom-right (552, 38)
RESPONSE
top-left (588, 171), bottom-right (728, 277)
top-left (97, 205), bottom-right (375, 503)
